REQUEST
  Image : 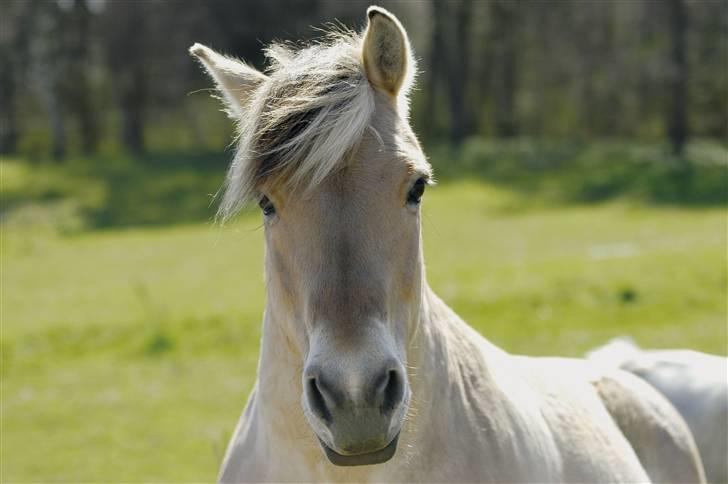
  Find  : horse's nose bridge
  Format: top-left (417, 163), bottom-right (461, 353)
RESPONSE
top-left (306, 205), bottom-right (390, 325)
top-left (313, 276), bottom-right (387, 329)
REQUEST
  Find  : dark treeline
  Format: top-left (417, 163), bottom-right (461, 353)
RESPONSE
top-left (1, 0), bottom-right (726, 160)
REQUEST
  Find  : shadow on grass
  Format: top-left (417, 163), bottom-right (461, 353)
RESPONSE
top-left (1, 151), bottom-right (233, 231)
top-left (3, 139), bottom-right (726, 233)
top-left (427, 138), bottom-right (728, 207)
top-left (85, 152), bottom-right (230, 228)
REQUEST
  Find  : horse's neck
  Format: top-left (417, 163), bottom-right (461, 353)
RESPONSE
top-left (410, 285), bottom-right (507, 414)
top-left (416, 284), bottom-right (494, 363)
top-left (256, 310), bottom-right (304, 416)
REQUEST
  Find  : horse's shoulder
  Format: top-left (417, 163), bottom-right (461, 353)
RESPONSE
top-left (488, 356), bottom-right (652, 481)
top-left (593, 369), bottom-right (706, 483)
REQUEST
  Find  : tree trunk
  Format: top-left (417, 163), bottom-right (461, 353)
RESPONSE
top-left (120, 67), bottom-right (145, 154)
top-left (0, 0), bottom-right (36, 155)
top-left (39, 73), bottom-right (66, 161)
top-left (447, 0), bottom-right (474, 146)
top-left (424, 0), bottom-right (445, 138)
top-left (496, 43), bottom-right (518, 137)
top-left (32, 1), bottom-right (66, 160)
top-left (492, 0), bottom-right (519, 138)
top-left (0, 50), bottom-right (17, 155)
top-left (68, 0), bottom-right (98, 154)
top-left (104, 1), bottom-right (146, 154)
top-left (667, 0), bottom-right (689, 157)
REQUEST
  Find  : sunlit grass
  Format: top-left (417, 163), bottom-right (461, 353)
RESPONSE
top-left (2, 160), bottom-right (726, 481)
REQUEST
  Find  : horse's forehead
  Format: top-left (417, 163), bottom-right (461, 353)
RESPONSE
top-left (281, 139), bottom-right (411, 207)
top-left (300, 168), bottom-right (398, 224)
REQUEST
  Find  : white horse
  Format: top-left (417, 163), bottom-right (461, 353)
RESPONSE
top-left (191, 7), bottom-right (705, 483)
top-left (588, 337), bottom-right (727, 483)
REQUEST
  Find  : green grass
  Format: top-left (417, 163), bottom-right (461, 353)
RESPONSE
top-left (1, 147), bottom-right (727, 481)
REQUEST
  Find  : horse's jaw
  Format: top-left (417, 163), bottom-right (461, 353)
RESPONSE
top-left (318, 432), bottom-right (400, 467)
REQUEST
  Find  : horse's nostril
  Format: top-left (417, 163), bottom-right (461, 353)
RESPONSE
top-left (307, 377), bottom-right (332, 423)
top-left (380, 368), bottom-right (404, 413)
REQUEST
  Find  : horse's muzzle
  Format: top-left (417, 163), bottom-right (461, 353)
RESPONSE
top-left (303, 356), bottom-right (408, 466)
top-left (319, 432), bottom-right (400, 467)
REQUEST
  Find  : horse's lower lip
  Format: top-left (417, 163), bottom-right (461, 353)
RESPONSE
top-left (319, 432), bottom-right (400, 467)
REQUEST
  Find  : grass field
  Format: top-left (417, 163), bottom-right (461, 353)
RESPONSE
top-left (2, 145), bottom-right (726, 482)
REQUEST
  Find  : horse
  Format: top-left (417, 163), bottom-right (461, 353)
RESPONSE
top-left (588, 337), bottom-right (727, 483)
top-left (190, 6), bottom-right (705, 482)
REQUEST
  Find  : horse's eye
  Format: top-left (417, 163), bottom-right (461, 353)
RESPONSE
top-left (259, 195), bottom-right (276, 217)
top-left (406, 178), bottom-right (427, 205)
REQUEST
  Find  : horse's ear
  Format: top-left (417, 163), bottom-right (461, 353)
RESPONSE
top-left (362, 6), bottom-right (414, 98)
top-left (189, 43), bottom-right (267, 118)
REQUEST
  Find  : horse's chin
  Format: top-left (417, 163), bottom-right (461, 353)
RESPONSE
top-left (318, 432), bottom-right (400, 467)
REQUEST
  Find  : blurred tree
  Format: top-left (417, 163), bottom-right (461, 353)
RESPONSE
top-left (0, 0), bottom-right (34, 154)
top-left (423, 0), bottom-right (445, 139)
top-left (490, 0), bottom-right (520, 138)
top-left (667, 0), bottom-right (689, 156)
top-left (30, 0), bottom-right (67, 160)
top-left (688, 0), bottom-right (728, 139)
top-left (103, 0), bottom-right (147, 154)
top-left (3, 0), bottom-right (727, 158)
top-left (0, 46), bottom-right (16, 154)
top-left (205, 0), bottom-right (323, 68)
top-left (446, 0), bottom-right (474, 145)
top-left (63, 0), bottom-right (99, 154)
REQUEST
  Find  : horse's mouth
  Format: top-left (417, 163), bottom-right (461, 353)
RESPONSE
top-left (319, 432), bottom-right (400, 467)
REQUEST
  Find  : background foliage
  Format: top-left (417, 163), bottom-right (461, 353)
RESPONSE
top-left (2, 0), bottom-right (727, 156)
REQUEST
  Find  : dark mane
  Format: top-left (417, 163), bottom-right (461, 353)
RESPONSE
top-left (218, 29), bottom-right (375, 221)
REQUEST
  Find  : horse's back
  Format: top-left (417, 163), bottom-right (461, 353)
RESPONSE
top-left (593, 367), bottom-right (706, 484)
top-left (589, 340), bottom-right (726, 483)
top-left (622, 350), bottom-right (727, 483)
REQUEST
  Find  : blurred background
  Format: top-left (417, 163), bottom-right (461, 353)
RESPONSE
top-left (2, 0), bottom-right (726, 481)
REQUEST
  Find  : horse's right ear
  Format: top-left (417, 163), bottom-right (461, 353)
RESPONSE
top-left (189, 43), bottom-right (267, 118)
top-left (361, 6), bottom-right (414, 98)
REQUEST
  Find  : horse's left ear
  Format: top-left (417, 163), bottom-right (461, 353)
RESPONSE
top-left (189, 43), bottom-right (268, 119)
top-left (362, 6), bottom-right (415, 99)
